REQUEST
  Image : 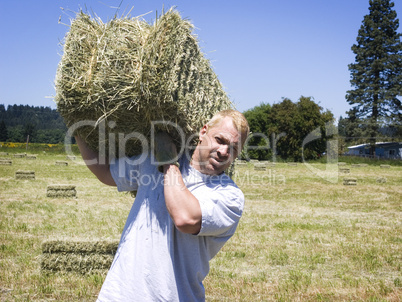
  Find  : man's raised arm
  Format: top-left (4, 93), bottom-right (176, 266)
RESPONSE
top-left (75, 136), bottom-right (116, 186)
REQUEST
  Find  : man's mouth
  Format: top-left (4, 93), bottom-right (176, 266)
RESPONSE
top-left (210, 158), bottom-right (222, 166)
top-left (211, 157), bottom-right (229, 167)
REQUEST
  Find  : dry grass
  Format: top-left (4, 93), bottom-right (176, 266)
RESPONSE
top-left (0, 153), bottom-right (401, 301)
top-left (204, 162), bottom-right (402, 301)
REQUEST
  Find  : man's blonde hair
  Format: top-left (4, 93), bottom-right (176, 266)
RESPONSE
top-left (206, 109), bottom-right (250, 146)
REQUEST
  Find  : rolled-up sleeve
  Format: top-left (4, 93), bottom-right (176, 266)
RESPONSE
top-left (197, 187), bottom-right (244, 237)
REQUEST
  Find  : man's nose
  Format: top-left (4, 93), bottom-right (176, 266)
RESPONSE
top-left (217, 144), bottom-right (229, 157)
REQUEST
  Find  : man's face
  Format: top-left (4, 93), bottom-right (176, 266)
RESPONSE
top-left (193, 117), bottom-right (242, 175)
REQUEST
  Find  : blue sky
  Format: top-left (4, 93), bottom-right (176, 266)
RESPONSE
top-left (0, 0), bottom-right (401, 120)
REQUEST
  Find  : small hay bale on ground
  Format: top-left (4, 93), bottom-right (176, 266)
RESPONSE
top-left (236, 160), bottom-right (247, 166)
top-left (26, 155), bottom-right (37, 160)
top-left (47, 185), bottom-right (76, 198)
top-left (0, 159), bottom-right (12, 165)
top-left (338, 162), bottom-right (346, 166)
top-left (41, 240), bottom-right (119, 274)
top-left (14, 153), bottom-right (26, 158)
top-left (66, 155), bottom-right (76, 160)
top-left (55, 8), bottom-right (233, 158)
top-left (0, 152), bottom-right (8, 156)
top-left (376, 177), bottom-right (387, 183)
top-left (254, 163), bottom-right (267, 171)
top-left (339, 168), bottom-right (351, 174)
top-left (55, 161), bottom-right (68, 166)
top-left (42, 240), bottom-right (118, 254)
top-left (343, 177), bottom-right (357, 186)
top-left (380, 164), bottom-right (391, 169)
top-left (15, 170), bottom-right (35, 180)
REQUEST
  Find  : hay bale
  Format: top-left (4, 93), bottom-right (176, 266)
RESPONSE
top-left (42, 240), bottom-right (118, 254)
top-left (47, 185), bottom-right (76, 198)
top-left (0, 152), bottom-right (8, 156)
top-left (339, 168), bottom-right (351, 174)
top-left (254, 163), bottom-right (266, 171)
top-left (55, 161), bottom-right (69, 166)
top-left (351, 164), bottom-right (361, 168)
top-left (376, 177), bottom-right (387, 183)
top-left (55, 8), bottom-right (233, 158)
top-left (0, 159), bottom-right (12, 165)
top-left (380, 164), bottom-right (391, 169)
top-left (14, 153), bottom-right (26, 158)
top-left (41, 253), bottom-right (114, 274)
top-left (26, 155), bottom-right (37, 160)
top-left (338, 162), bottom-right (346, 166)
top-left (66, 155), bottom-right (76, 160)
top-left (236, 160), bottom-right (247, 166)
top-left (41, 240), bottom-right (118, 274)
top-left (15, 170), bottom-right (35, 180)
top-left (343, 177), bottom-right (357, 185)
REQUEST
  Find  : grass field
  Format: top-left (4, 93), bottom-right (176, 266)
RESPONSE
top-left (0, 150), bottom-right (401, 301)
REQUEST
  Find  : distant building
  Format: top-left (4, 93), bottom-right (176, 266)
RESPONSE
top-left (346, 142), bottom-right (402, 159)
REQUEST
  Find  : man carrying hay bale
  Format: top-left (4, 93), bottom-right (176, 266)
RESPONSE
top-left (75, 109), bottom-right (249, 301)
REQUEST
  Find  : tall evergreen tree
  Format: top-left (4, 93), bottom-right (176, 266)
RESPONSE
top-left (346, 0), bottom-right (402, 155)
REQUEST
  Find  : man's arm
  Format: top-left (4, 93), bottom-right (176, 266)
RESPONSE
top-left (163, 164), bottom-right (202, 235)
top-left (153, 132), bottom-right (202, 234)
top-left (75, 136), bottom-right (116, 186)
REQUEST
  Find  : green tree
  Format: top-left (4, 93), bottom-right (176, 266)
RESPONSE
top-left (269, 98), bottom-right (299, 160)
top-left (23, 123), bottom-right (37, 142)
top-left (243, 97), bottom-right (334, 161)
top-left (269, 97), bottom-right (334, 161)
top-left (7, 125), bottom-right (24, 142)
top-left (0, 120), bottom-right (8, 141)
top-left (243, 103), bottom-right (272, 160)
top-left (346, 0), bottom-right (402, 155)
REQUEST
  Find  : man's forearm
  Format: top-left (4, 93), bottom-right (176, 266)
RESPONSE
top-left (75, 136), bottom-right (116, 186)
top-left (163, 164), bottom-right (202, 234)
top-left (75, 136), bottom-right (99, 165)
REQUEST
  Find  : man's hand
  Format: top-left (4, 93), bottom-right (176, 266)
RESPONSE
top-left (153, 132), bottom-right (179, 172)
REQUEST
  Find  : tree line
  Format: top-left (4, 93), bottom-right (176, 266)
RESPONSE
top-left (0, 104), bottom-right (67, 144)
top-left (0, 99), bottom-right (336, 161)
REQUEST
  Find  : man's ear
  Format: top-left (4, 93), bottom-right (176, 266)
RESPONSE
top-left (199, 125), bottom-right (208, 142)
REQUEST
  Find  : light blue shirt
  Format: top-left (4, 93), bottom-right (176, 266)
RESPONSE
top-left (97, 154), bottom-right (244, 301)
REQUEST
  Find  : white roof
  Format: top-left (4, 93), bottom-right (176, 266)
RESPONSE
top-left (347, 142), bottom-right (401, 149)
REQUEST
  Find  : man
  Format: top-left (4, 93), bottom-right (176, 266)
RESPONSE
top-left (75, 109), bottom-right (249, 301)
